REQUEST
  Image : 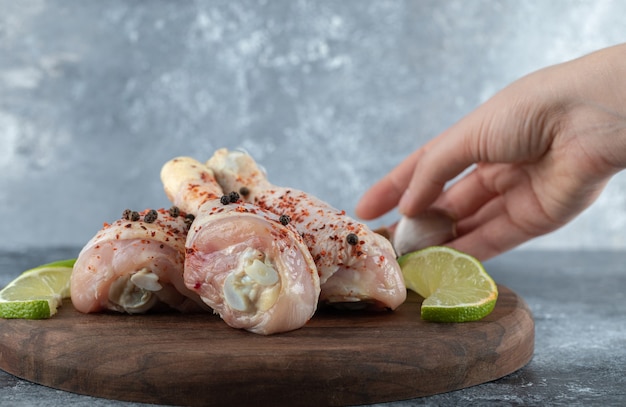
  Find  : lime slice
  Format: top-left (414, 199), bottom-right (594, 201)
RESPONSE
top-left (0, 259), bottom-right (76, 319)
top-left (398, 246), bottom-right (497, 322)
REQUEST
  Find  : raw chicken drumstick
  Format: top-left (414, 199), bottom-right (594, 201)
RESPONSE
top-left (206, 149), bottom-right (406, 311)
top-left (71, 208), bottom-right (210, 314)
top-left (161, 157), bottom-right (320, 335)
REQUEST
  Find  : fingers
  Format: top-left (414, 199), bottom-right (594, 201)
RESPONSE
top-left (432, 161), bottom-right (534, 221)
top-left (356, 120), bottom-right (482, 220)
top-left (355, 149), bottom-right (425, 219)
top-left (445, 205), bottom-right (537, 261)
top-left (357, 70), bottom-right (545, 221)
top-left (432, 164), bottom-right (497, 221)
top-left (445, 222), bottom-right (529, 261)
top-left (397, 123), bottom-right (481, 217)
top-left (443, 170), bottom-right (561, 261)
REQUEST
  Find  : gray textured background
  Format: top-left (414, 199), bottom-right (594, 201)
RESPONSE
top-left (1, 0), bottom-right (626, 252)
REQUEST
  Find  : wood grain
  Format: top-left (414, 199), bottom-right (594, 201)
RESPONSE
top-left (0, 285), bottom-right (533, 406)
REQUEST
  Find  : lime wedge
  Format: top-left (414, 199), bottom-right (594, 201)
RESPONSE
top-left (398, 246), bottom-right (497, 322)
top-left (0, 259), bottom-right (76, 319)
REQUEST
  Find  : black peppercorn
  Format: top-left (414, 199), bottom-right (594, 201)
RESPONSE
top-left (144, 209), bottom-right (158, 223)
top-left (220, 195), bottom-right (230, 205)
top-left (229, 191), bottom-right (240, 203)
top-left (169, 206), bottom-right (180, 218)
top-left (346, 233), bottom-right (359, 245)
top-left (130, 211), bottom-right (140, 221)
top-left (122, 209), bottom-right (132, 220)
top-left (279, 214), bottom-right (291, 226)
top-left (239, 186), bottom-right (250, 197)
top-left (184, 213), bottom-right (195, 228)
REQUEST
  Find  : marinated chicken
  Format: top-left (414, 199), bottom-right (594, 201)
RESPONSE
top-left (71, 208), bottom-right (209, 314)
top-left (161, 157), bottom-right (320, 334)
top-left (206, 149), bottom-right (406, 311)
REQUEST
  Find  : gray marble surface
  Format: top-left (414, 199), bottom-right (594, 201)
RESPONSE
top-left (1, 248), bottom-right (625, 406)
top-left (2, 0), bottom-right (626, 252)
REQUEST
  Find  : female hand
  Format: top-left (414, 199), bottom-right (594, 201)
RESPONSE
top-left (356, 44), bottom-right (626, 260)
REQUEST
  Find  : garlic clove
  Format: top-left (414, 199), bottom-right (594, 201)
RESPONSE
top-left (392, 209), bottom-right (456, 257)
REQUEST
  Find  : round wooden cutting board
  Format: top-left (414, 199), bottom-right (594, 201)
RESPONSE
top-left (0, 285), bottom-right (533, 406)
